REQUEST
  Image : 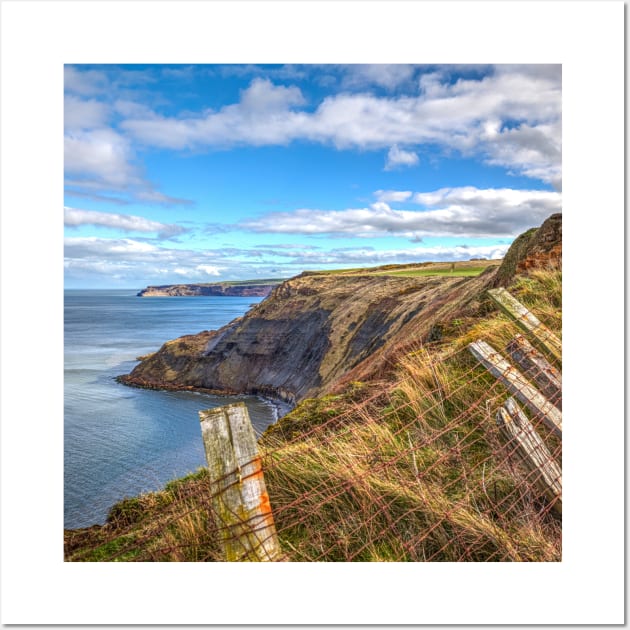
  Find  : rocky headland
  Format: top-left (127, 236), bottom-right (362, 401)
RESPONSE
top-left (137, 280), bottom-right (283, 297)
top-left (120, 214), bottom-right (561, 407)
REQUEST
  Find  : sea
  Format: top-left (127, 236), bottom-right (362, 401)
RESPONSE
top-left (64, 289), bottom-right (282, 530)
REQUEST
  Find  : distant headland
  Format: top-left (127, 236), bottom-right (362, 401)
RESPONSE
top-left (137, 279), bottom-right (284, 297)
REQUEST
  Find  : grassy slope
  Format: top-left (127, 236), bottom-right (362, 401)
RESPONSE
top-left (304, 259), bottom-right (500, 278)
top-left (65, 268), bottom-right (561, 562)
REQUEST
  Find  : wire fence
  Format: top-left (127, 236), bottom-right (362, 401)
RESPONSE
top-left (64, 285), bottom-right (562, 562)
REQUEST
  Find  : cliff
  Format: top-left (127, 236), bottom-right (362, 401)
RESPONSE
top-left (121, 215), bottom-right (561, 406)
top-left (120, 267), bottom-right (499, 404)
top-left (491, 213), bottom-right (562, 287)
top-left (137, 280), bottom-right (283, 297)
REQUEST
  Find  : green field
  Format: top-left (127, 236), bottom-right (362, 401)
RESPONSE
top-left (304, 260), bottom-right (501, 279)
top-left (377, 267), bottom-right (489, 278)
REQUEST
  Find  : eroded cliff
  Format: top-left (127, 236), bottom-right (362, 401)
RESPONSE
top-left (121, 214), bottom-right (561, 405)
top-left (120, 268), bottom-right (499, 404)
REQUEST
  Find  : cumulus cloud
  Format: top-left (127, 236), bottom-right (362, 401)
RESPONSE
top-left (64, 128), bottom-right (141, 189)
top-left (64, 67), bottom-right (193, 205)
top-left (123, 78), bottom-right (308, 149)
top-left (238, 187), bottom-right (561, 239)
top-left (384, 145), bottom-right (419, 170)
top-left (119, 66), bottom-right (561, 185)
top-left (65, 95), bottom-right (110, 130)
top-left (64, 124), bottom-right (193, 205)
top-left (64, 207), bottom-right (187, 238)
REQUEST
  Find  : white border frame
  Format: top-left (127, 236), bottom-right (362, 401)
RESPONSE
top-left (1, 1), bottom-right (624, 624)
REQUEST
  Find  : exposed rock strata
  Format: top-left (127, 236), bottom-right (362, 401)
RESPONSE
top-left (492, 213), bottom-right (562, 287)
top-left (121, 271), bottom-right (499, 403)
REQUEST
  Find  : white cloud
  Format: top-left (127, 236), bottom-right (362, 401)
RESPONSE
top-left (123, 78), bottom-right (308, 149)
top-left (113, 99), bottom-right (157, 118)
top-left (134, 189), bottom-right (194, 206)
top-left (119, 66), bottom-right (561, 185)
top-left (482, 121), bottom-right (562, 190)
top-left (374, 190), bottom-right (413, 203)
top-left (64, 67), bottom-right (192, 204)
top-left (172, 264), bottom-right (222, 277)
top-left (63, 236), bottom-right (249, 286)
top-left (173, 267), bottom-right (193, 276)
top-left (64, 207), bottom-right (187, 238)
top-left (65, 237), bottom-right (158, 258)
top-left (384, 145), bottom-right (419, 170)
top-left (64, 119), bottom-right (192, 205)
top-left (64, 95), bottom-right (110, 130)
top-left (239, 187), bottom-right (561, 239)
top-left (64, 66), bottom-right (109, 95)
top-left (196, 264), bottom-right (221, 276)
top-left (291, 243), bottom-right (510, 265)
top-left (64, 128), bottom-right (140, 189)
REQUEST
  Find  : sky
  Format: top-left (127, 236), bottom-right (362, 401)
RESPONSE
top-left (64, 64), bottom-right (562, 289)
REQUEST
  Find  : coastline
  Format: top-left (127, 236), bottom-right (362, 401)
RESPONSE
top-left (116, 374), bottom-right (295, 421)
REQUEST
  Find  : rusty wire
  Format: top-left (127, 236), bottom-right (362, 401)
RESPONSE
top-left (65, 299), bottom-right (562, 563)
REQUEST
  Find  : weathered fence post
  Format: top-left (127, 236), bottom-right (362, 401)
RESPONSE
top-left (496, 397), bottom-right (562, 515)
top-left (487, 287), bottom-right (562, 363)
top-left (199, 402), bottom-right (282, 561)
top-left (468, 340), bottom-right (562, 437)
top-left (506, 334), bottom-right (562, 409)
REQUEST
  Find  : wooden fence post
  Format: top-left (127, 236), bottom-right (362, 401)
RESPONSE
top-left (468, 340), bottom-right (562, 437)
top-left (487, 287), bottom-right (562, 363)
top-left (199, 402), bottom-right (282, 561)
top-left (506, 334), bottom-right (562, 409)
top-left (496, 397), bottom-right (562, 515)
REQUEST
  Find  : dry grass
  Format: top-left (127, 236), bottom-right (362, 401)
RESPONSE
top-left (65, 270), bottom-right (561, 562)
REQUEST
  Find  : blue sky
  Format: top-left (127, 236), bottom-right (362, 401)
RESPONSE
top-left (64, 64), bottom-right (562, 288)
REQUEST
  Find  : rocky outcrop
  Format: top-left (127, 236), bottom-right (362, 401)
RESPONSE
top-left (515, 212), bottom-right (562, 274)
top-left (137, 282), bottom-right (281, 297)
top-left (492, 213), bottom-right (562, 287)
top-left (120, 270), bottom-right (498, 404)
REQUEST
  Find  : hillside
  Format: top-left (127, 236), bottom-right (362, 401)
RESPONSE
top-left (68, 214), bottom-right (562, 562)
top-left (120, 260), bottom-right (501, 404)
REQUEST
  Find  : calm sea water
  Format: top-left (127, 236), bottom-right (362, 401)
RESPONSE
top-left (64, 290), bottom-right (281, 529)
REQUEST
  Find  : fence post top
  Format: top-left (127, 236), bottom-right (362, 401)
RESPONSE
top-left (199, 402), bottom-right (248, 422)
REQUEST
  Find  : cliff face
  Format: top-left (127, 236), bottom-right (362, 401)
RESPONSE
top-left (121, 216), bottom-right (562, 405)
top-left (492, 213), bottom-right (562, 287)
top-left (121, 270), bottom-right (498, 403)
top-left (137, 282), bottom-right (280, 297)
